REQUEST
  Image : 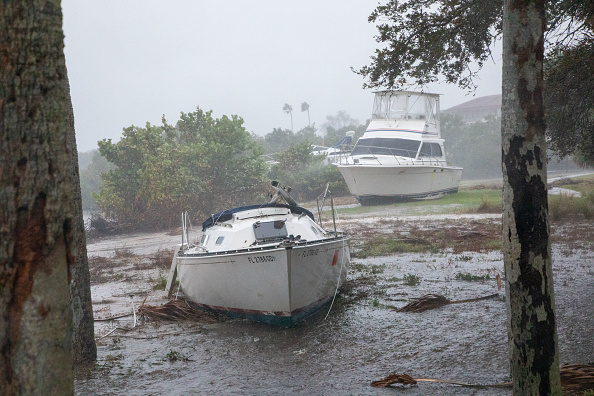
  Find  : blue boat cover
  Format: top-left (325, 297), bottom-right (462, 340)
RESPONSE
top-left (202, 203), bottom-right (314, 231)
top-left (333, 135), bottom-right (352, 148)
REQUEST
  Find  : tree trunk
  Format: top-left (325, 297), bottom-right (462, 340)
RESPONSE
top-left (501, 1), bottom-right (561, 394)
top-left (0, 1), bottom-right (74, 393)
top-left (64, 72), bottom-right (97, 365)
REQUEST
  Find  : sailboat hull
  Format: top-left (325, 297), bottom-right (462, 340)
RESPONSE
top-left (176, 237), bottom-right (350, 326)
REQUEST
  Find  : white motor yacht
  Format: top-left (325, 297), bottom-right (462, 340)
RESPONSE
top-left (336, 91), bottom-right (463, 205)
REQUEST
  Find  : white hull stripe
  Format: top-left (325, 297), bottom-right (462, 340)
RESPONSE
top-left (365, 128), bottom-right (438, 135)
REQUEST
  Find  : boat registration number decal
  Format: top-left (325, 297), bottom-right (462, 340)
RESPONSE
top-left (302, 249), bottom-right (319, 257)
top-left (248, 255), bottom-right (276, 264)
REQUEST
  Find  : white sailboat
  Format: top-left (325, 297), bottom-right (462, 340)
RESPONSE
top-left (166, 182), bottom-right (350, 326)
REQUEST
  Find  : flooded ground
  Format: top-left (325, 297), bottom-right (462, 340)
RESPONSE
top-left (77, 210), bottom-right (593, 395)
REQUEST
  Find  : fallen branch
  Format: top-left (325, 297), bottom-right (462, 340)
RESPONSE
top-left (396, 293), bottom-right (500, 313)
top-left (371, 364), bottom-right (594, 393)
top-left (94, 313), bottom-right (133, 322)
top-left (95, 326), bottom-right (131, 341)
top-left (371, 372), bottom-right (511, 388)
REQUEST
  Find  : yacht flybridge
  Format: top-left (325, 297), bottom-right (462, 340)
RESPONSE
top-left (335, 91), bottom-right (463, 205)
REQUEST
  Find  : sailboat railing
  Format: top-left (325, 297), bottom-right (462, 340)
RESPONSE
top-left (181, 211), bottom-right (192, 251)
top-left (316, 183), bottom-right (337, 234)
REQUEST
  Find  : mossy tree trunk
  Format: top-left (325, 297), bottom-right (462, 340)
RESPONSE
top-left (1, 0), bottom-right (74, 393)
top-left (501, 1), bottom-right (561, 394)
top-left (65, 73), bottom-right (97, 365)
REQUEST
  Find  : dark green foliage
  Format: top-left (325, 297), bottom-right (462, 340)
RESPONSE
top-left (356, 1), bottom-right (503, 90)
top-left (261, 126), bottom-right (322, 154)
top-left (268, 141), bottom-right (349, 202)
top-left (94, 108), bottom-right (267, 230)
top-left (544, 40), bottom-right (594, 166)
top-left (356, 0), bottom-right (592, 90)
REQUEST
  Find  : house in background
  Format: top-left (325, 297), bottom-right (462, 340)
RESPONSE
top-left (443, 94), bottom-right (587, 172)
top-left (443, 94), bottom-right (502, 123)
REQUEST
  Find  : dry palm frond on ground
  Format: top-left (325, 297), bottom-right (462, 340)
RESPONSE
top-left (138, 299), bottom-right (222, 323)
top-left (370, 372), bottom-right (511, 388)
top-left (371, 363), bottom-right (594, 392)
top-left (396, 293), bottom-right (500, 313)
top-left (560, 363), bottom-right (594, 394)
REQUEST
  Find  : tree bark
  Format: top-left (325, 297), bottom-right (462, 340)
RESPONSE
top-left (0, 1), bottom-right (74, 393)
top-left (64, 72), bottom-right (97, 365)
top-left (501, 1), bottom-right (561, 394)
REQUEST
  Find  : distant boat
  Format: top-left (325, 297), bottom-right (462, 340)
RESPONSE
top-left (312, 132), bottom-right (355, 164)
top-left (335, 90), bottom-right (463, 205)
top-left (166, 182), bottom-right (350, 326)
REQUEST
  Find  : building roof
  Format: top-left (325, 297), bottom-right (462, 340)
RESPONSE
top-left (443, 94), bottom-right (502, 112)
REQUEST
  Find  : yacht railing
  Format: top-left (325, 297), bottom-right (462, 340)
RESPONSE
top-left (333, 144), bottom-right (446, 166)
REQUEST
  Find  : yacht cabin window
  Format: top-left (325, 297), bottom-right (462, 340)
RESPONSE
top-left (351, 138), bottom-right (421, 158)
top-left (418, 142), bottom-right (443, 158)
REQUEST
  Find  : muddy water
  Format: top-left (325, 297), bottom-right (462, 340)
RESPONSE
top-left (76, 241), bottom-right (593, 395)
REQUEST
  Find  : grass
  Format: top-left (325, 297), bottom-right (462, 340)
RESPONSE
top-left (162, 350), bottom-right (189, 362)
top-left (332, 173), bottom-right (593, 220)
top-left (455, 272), bottom-right (490, 282)
top-left (335, 188), bottom-right (502, 217)
top-left (352, 224), bottom-right (503, 257)
top-left (114, 247), bottom-right (136, 258)
top-left (153, 248), bottom-right (174, 269)
top-left (353, 236), bottom-right (435, 258)
top-left (403, 273), bottom-right (421, 286)
top-left (152, 275), bottom-right (168, 291)
top-left (548, 192), bottom-right (594, 221)
top-left (104, 353), bottom-right (124, 362)
top-left (547, 174), bottom-right (594, 220)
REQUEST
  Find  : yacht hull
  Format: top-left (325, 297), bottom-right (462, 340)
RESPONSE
top-left (175, 237), bottom-right (350, 326)
top-left (337, 164), bottom-right (463, 203)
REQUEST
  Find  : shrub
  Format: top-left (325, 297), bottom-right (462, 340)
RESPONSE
top-left (403, 273), bottom-right (421, 286)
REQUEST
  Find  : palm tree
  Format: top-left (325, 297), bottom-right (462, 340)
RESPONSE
top-left (301, 101), bottom-right (310, 127)
top-left (283, 103), bottom-right (293, 131)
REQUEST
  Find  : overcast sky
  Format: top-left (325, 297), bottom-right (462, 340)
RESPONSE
top-left (62, 1), bottom-right (503, 152)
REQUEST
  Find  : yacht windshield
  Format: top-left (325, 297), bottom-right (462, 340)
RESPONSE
top-left (351, 138), bottom-right (421, 158)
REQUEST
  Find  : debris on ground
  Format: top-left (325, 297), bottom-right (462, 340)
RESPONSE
top-left (396, 293), bottom-right (500, 313)
top-left (370, 371), bottom-right (511, 389)
top-left (371, 364), bottom-right (594, 393)
top-left (560, 363), bottom-right (594, 394)
top-left (138, 299), bottom-right (223, 323)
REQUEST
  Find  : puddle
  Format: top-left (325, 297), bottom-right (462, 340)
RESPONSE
top-left (78, 237), bottom-right (593, 395)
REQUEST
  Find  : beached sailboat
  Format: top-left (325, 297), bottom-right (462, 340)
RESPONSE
top-left (335, 91), bottom-right (463, 205)
top-left (166, 182), bottom-right (350, 326)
